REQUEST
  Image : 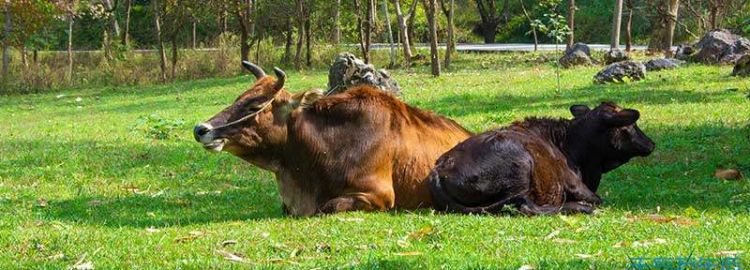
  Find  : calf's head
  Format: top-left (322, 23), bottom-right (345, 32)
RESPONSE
top-left (193, 62), bottom-right (293, 165)
top-left (568, 102), bottom-right (655, 172)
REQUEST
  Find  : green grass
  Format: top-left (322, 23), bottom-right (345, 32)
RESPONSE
top-left (1, 55), bottom-right (750, 269)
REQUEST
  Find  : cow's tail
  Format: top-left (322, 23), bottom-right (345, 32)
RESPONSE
top-left (427, 171), bottom-right (523, 214)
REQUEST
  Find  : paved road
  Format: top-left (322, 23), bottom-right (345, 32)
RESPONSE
top-left (453, 43), bottom-right (648, 52)
top-left (47, 43), bottom-right (650, 54)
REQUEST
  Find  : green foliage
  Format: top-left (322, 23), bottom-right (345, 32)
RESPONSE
top-left (130, 114), bottom-right (186, 140)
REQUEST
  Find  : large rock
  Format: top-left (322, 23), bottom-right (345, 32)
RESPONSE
top-left (603, 49), bottom-right (630, 65)
top-left (559, 43), bottom-right (593, 68)
top-left (327, 52), bottom-right (400, 96)
top-left (593, 61), bottom-right (646, 84)
top-left (644, 58), bottom-right (684, 71)
top-left (732, 54), bottom-right (750, 77)
top-left (693, 29), bottom-right (750, 64)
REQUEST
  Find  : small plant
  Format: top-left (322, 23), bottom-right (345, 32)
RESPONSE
top-left (530, 0), bottom-right (571, 93)
top-left (130, 114), bottom-right (185, 140)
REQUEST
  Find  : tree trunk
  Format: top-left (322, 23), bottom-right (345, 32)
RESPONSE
top-left (520, 0), bottom-right (538, 51)
top-left (355, 0), bottom-right (374, 64)
top-left (305, 19), bottom-right (312, 67)
top-left (664, 0), bottom-right (679, 57)
top-left (122, 0), bottom-right (131, 47)
top-left (2, 6), bottom-right (11, 81)
top-left (170, 32), bottom-right (178, 80)
top-left (33, 49), bottom-right (38, 64)
top-left (153, 0), bottom-right (167, 81)
top-left (477, 0), bottom-right (499, 44)
top-left (502, 0), bottom-right (510, 24)
top-left (221, 4), bottom-right (228, 34)
top-left (67, 17), bottom-right (74, 83)
top-left (332, 0), bottom-right (341, 44)
top-left (611, 0), bottom-right (623, 49)
top-left (439, 0), bottom-right (454, 69)
top-left (567, 0), bottom-right (575, 49)
top-left (294, 0), bottom-right (305, 69)
top-left (239, 11), bottom-right (250, 61)
top-left (406, 0), bottom-right (418, 52)
top-left (625, 0), bottom-right (633, 51)
top-left (393, 0), bottom-right (413, 68)
top-left (102, 0), bottom-right (121, 37)
top-left (283, 18), bottom-right (293, 64)
top-left (21, 46), bottom-right (28, 68)
top-left (382, 0), bottom-right (396, 68)
top-left (423, 0), bottom-right (440, 76)
top-left (192, 20), bottom-right (197, 49)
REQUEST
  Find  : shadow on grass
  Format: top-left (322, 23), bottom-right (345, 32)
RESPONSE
top-left (37, 189), bottom-right (284, 228)
top-left (417, 82), bottom-right (743, 120)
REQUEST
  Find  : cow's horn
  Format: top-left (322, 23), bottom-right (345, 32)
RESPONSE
top-left (241, 61), bottom-right (266, 79)
top-left (273, 67), bottom-right (286, 90)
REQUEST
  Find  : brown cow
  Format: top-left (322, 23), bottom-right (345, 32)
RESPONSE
top-left (428, 102), bottom-right (655, 215)
top-left (194, 62), bottom-right (471, 216)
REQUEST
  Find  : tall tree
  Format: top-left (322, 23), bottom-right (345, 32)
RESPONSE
top-left (664, 0), bottom-right (679, 56)
top-left (611, 0), bottom-right (624, 49)
top-left (439, 0), bottom-right (455, 69)
top-left (520, 0), bottom-right (538, 51)
top-left (153, 0), bottom-right (167, 81)
top-left (355, 0), bottom-right (375, 64)
top-left (476, 0), bottom-right (500, 43)
top-left (293, 0), bottom-right (308, 69)
top-left (423, 0), bottom-right (440, 76)
top-left (567, 0), bottom-right (575, 48)
top-left (392, 0), bottom-right (414, 68)
top-left (121, 0), bottom-right (131, 46)
top-left (649, 0), bottom-right (680, 56)
top-left (282, 17), bottom-right (293, 64)
top-left (405, 0), bottom-right (418, 51)
top-left (382, 0), bottom-right (396, 68)
top-left (101, 0), bottom-right (120, 37)
top-left (237, 0), bottom-right (254, 62)
top-left (332, 0), bottom-right (341, 44)
top-left (625, 0), bottom-right (633, 51)
top-left (2, 4), bottom-right (11, 81)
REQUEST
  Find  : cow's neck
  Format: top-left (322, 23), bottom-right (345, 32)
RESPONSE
top-left (238, 94), bottom-right (294, 173)
top-left (562, 122), bottom-right (603, 192)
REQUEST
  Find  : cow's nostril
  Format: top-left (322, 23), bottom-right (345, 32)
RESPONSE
top-left (193, 124), bottom-right (211, 142)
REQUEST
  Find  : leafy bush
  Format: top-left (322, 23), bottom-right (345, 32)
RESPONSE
top-left (130, 114), bottom-right (186, 140)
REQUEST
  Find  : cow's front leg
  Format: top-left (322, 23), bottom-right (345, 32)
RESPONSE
top-left (318, 187), bottom-right (395, 214)
top-left (564, 178), bottom-right (602, 206)
top-left (561, 201), bottom-right (595, 214)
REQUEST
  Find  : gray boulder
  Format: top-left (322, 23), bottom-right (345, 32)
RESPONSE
top-left (732, 54), bottom-right (750, 77)
top-left (594, 61), bottom-right (646, 84)
top-left (559, 43), bottom-right (593, 68)
top-left (693, 29), bottom-right (750, 64)
top-left (603, 49), bottom-right (630, 65)
top-left (644, 58), bottom-right (684, 71)
top-left (327, 52), bottom-right (400, 96)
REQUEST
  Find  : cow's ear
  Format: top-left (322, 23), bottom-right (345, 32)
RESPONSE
top-left (570, 105), bottom-right (590, 118)
top-left (603, 109), bottom-right (640, 127)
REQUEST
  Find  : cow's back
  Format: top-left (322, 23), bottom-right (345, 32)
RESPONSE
top-left (288, 86), bottom-right (471, 209)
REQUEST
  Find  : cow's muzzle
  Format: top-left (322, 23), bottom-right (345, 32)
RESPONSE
top-left (194, 123), bottom-right (226, 152)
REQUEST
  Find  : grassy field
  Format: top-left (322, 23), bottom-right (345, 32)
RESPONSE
top-left (1, 54), bottom-right (750, 269)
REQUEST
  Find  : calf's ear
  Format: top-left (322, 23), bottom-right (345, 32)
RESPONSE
top-left (604, 109), bottom-right (640, 127)
top-left (570, 105), bottom-right (591, 118)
